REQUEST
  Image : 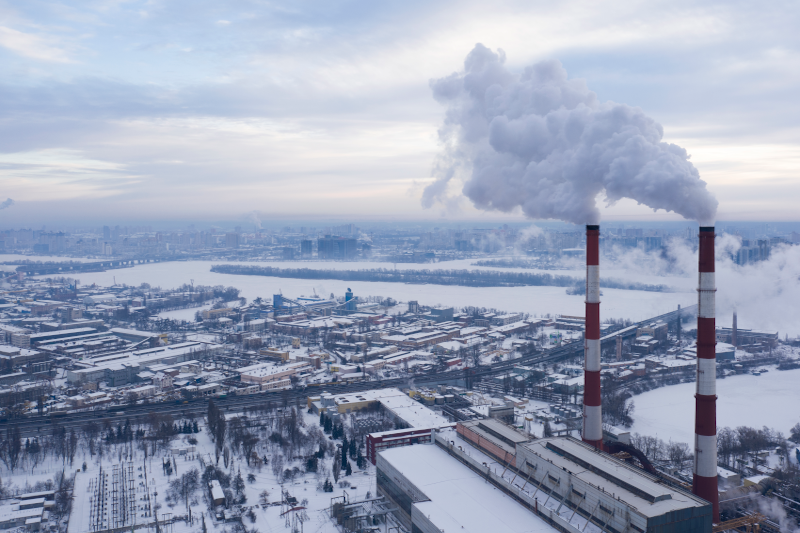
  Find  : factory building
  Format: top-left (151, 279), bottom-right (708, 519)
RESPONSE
top-left (376, 443), bottom-right (554, 533)
top-left (236, 361), bottom-right (311, 385)
top-left (366, 427), bottom-right (435, 465)
top-left (456, 418), bottom-right (530, 467)
top-left (376, 432), bottom-right (712, 533)
top-left (516, 437), bottom-right (712, 533)
top-left (309, 388), bottom-right (451, 428)
top-left (67, 341), bottom-right (222, 386)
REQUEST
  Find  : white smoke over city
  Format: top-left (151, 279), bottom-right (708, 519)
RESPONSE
top-left (0, 198), bottom-right (13, 210)
top-left (245, 211), bottom-right (262, 230)
top-left (561, 235), bottom-right (800, 337)
top-left (423, 45), bottom-right (718, 226)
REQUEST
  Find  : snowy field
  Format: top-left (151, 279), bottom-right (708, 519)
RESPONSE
top-left (629, 367), bottom-right (800, 445)
top-left (28, 408), bottom-right (376, 533)
top-left (59, 260), bottom-right (694, 322)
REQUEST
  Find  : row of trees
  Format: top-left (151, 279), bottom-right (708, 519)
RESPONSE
top-left (0, 426), bottom-right (82, 473)
top-left (630, 433), bottom-right (692, 468)
top-left (207, 399), bottom-right (227, 459)
top-left (631, 423), bottom-right (800, 473)
top-left (211, 264), bottom-right (668, 291)
top-left (212, 264), bottom-right (586, 288)
top-left (717, 425), bottom-right (794, 470)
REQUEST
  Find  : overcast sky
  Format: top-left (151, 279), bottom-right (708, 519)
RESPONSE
top-left (1, 0), bottom-right (799, 226)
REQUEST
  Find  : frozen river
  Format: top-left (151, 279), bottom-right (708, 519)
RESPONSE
top-left (629, 367), bottom-right (800, 444)
top-left (60, 259), bottom-right (693, 322)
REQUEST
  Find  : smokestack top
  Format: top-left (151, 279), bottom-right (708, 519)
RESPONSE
top-left (586, 225), bottom-right (599, 267)
top-left (698, 226), bottom-right (715, 273)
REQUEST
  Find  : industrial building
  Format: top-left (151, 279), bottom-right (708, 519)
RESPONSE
top-left (516, 437), bottom-right (712, 533)
top-left (375, 427), bottom-right (712, 533)
top-left (376, 443), bottom-right (554, 533)
top-left (309, 388), bottom-right (451, 429)
top-left (456, 418), bottom-right (530, 467)
top-left (366, 427), bottom-right (435, 465)
top-left (235, 361), bottom-right (311, 385)
top-left (67, 341), bottom-right (222, 386)
top-left (0, 492), bottom-right (54, 531)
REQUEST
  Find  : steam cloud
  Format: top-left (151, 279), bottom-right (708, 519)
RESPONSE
top-left (423, 45), bottom-right (718, 225)
top-left (556, 235), bottom-right (800, 337)
top-left (245, 211), bottom-right (262, 230)
top-left (0, 198), bottom-right (13, 210)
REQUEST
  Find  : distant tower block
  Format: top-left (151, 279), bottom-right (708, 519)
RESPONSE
top-left (732, 311), bottom-right (738, 347)
top-left (693, 226), bottom-right (720, 522)
top-left (615, 335), bottom-right (622, 361)
top-left (582, 224), bottom-right (603, 450)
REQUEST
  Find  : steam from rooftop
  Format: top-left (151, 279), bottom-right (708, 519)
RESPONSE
top-left (0, 199), bottom-right (13, 210)
top-left (422, 44), bottom-right (718, 226)
top-left (245, 211), bottom-right (262, 230)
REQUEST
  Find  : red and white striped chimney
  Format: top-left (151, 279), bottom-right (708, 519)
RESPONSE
top-left (694, 226), bottom-right (719, 521)
top-left (583, 224), bottom-right (603, 449)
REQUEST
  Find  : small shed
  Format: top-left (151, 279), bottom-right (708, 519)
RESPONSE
top-left (209, 480), bottom-right (225, 505)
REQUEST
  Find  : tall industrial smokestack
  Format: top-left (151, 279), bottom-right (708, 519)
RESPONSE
top-left (694, 227), bottom-right (719, 521)
top-left (583, 225), bottom-right (602, 449)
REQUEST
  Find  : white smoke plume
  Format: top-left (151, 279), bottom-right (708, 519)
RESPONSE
top-left (0, 198), bottom-right (13, 210)
top-left (245, 211), bottom-right (262, 230)
top-left (747, 493), bottom-right (799, 533)
top-left (513, 224), bottom-right (545, 254)
top-left (558, 235), bottom-right (800, 337)
top-left (423, 45), bottom-right (718, 225)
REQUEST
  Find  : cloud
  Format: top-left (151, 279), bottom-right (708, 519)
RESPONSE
top-left (0, 26), bottom-right (72, 63)
top-left (0, 0), bottom-right (798, 223)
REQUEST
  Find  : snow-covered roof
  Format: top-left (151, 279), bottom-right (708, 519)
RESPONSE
top-left (236, 361), bottom-right (308, 378)
top-left (379, 444), bottom-right (554, 533)
top-left (520, 438), bottom-right (709, 516)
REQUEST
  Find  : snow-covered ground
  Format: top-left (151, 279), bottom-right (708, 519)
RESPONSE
top-left (0, 407), bottom-right (375, 533)
top-left (57, 260), bottom-right (694, 322)
top-left (158, 302), bottom-right (214, 321)
top-left (629, 367), bottom-right (800, 445)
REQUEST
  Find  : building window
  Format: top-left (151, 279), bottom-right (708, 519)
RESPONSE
top-left (548, 474), bottom-right (560, 485)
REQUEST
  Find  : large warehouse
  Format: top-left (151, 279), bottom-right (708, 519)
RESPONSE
top-left (377, 443), bottom-right (555, 533)
top-left (376, 434), bottom-right (713, 533)
top-left (516, 437), bottom-right (712, 533)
